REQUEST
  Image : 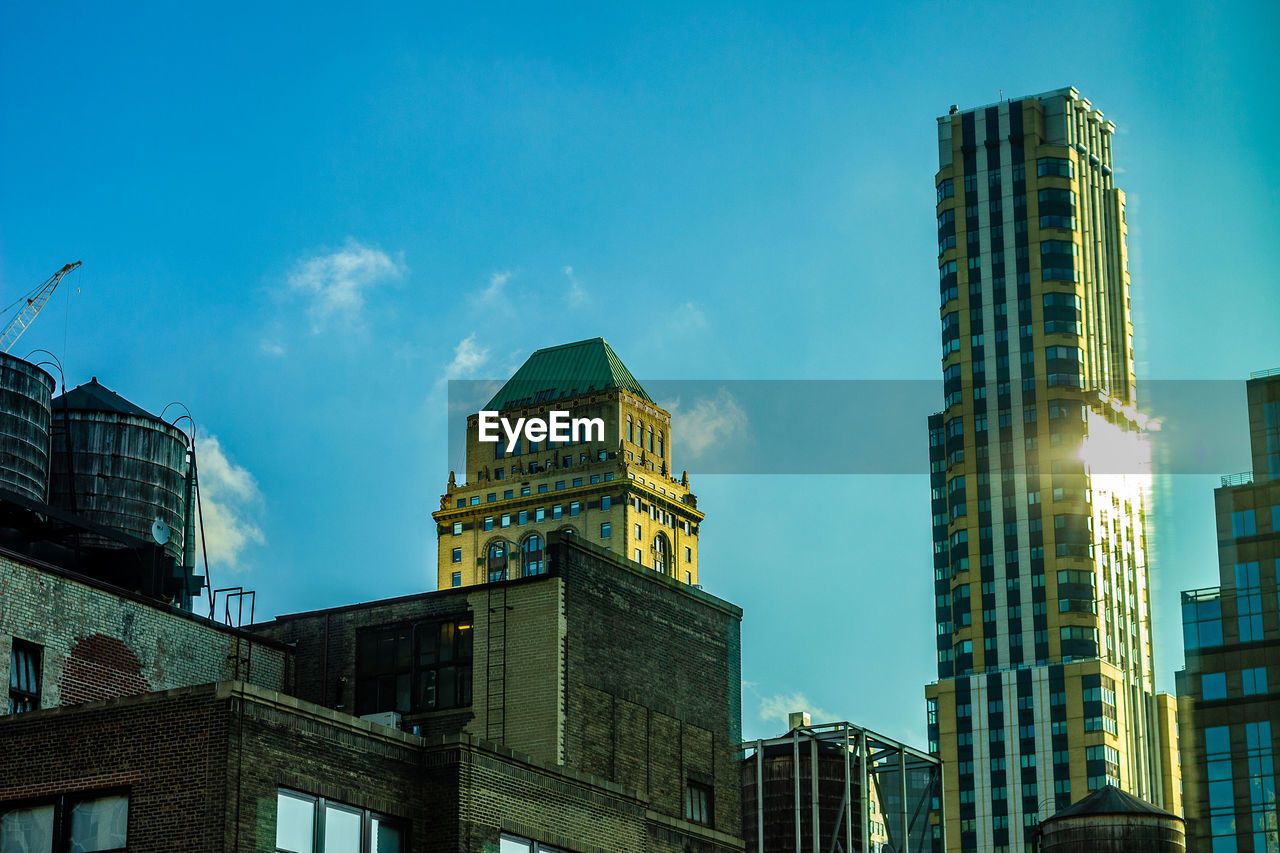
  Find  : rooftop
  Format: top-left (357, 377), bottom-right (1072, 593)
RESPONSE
top-left (1047, 785), bottom-right (1180, 821)
top-left (52, 377), bottom-right (159, 419)
top-left (484, 337), bottom-right (652, 411)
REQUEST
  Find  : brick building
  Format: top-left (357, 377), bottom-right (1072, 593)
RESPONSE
top-left (1, 529), bottom-right (743, 851)
top-left (1, 348), bottom-right (746, 851)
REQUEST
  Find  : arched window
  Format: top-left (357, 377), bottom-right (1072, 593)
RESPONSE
top-left (487, 541), bottom-right (508, 582)
top-left (627, 415), bottom-right (634, 443)
top-left (657, 431), bottom-right (664, 458)
top-left (653, 533), bottom-right (670, 575)
top-left (647, 427), bottom-right (654, 452)
top-left (522, 535), bottom-right (544, 577)
top-left (559, 525), bottom-right (578, 537)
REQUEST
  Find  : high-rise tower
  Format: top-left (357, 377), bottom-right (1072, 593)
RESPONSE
top-left (923, 88), bottom-right (1176, 852)
top-left (1176, 370), bottom-right (1280, 852)
top-left (432, 337), bottom-right (703, 590)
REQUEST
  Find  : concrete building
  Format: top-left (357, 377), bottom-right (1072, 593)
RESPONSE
top-left (432, 338), bottom-right (703, 590)
top-left (924, 88), bottom-right (1178, 852)
top-left (1176, 370), bottom-right (1280, 853)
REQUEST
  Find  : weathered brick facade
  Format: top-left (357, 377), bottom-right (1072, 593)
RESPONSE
top-left (0, 549), bottom-right (289, 709)
top-left (253, 532), bottom-right (744, 848)
top-left (3, 525), bottom-right (743, 850)
top-left (0, 680), bottom-right (742, 852)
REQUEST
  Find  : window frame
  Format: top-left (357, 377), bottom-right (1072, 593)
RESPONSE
top-left (275, 788), bottom-right (406, 853)
top-left (8, 639), bottom-right (41, 714)
top-left (0, 789), bottom-right (130, 853)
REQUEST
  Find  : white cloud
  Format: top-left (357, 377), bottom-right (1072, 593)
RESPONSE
top-left (758, 691), bottom-right (832, 728)
top-left (258, 339), bottom-right (286, 357)
top-left (444, 333), bottom-right (491, 379)
top-left (563, 265), bottom-right (587, 306)
top-left (664, 388), bottom-right (748, 458)
top-left (477, 270), bottom-right (512, 306)
top-left (287, 239), bottom-right (404, 333)
top-left (193, 431), bottom-right (265, 574)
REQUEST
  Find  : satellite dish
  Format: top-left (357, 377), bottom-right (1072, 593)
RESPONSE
top-left (151, 519), bottom-right (171, 546)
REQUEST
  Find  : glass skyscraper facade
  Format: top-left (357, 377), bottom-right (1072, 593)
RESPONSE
top-left (1177, 371), bottom-right (1280, 853)
top-left (924, 88), bottom-right (1178, 853)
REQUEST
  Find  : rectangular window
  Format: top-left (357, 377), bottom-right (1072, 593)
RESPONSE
top-left (275, 789), bottom-right (404, 853)
top-left (1243, 667), bottom-right (1268, 696)
top-left (501, 514), bottom-right (511, 528)
top-left (554, 481), bottom-right (565, 491)
top-left (483, 516), bottom-right (494, 531)
top-left (1, 792), bottom-right (130, 853)
top-left (1202, 672), bottom-right (1227, 700)
top-left (7, 640), bottom-right (40, 713)
top-left (552, 505), bottom-right (562, 520)
top-left (495, 468), bottom-right (504, 481)
top-left (685, 546), bottom-right (692, 562)
top-left (451, 572), bottom-right (461, 588)
top-left (634, 523), bottom-right (642, 540)
top-left (517, 510), bottom-right (527, 525)
top-left (452, 522), bottom-right (462, 536)
top-left (572, 477), bottom-right (583, 487)
top-left (535, 508), bottom-right (545, 523)
top-left (684, 781), bottom-right (713, 826)
top-left (451, 548), bottom-right (462, 563)
top-left (569, 501), bottom-right (580, 517)
top-left (1231, 510), bottom-right (1257, 537)
top-left (601, 495), bottom-right (611, 511)
top-left (355, 620), bottom-right (472, 716)
top-left (634, 548), bottom-right (642, 563)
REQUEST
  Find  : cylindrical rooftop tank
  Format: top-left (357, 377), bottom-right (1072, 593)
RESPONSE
top-left (49, 377), bottom-right (188, 561)
top-left (0, 352), bottom-right (55, 503)
top-left (1039, 785), bottom-right (1185, 853)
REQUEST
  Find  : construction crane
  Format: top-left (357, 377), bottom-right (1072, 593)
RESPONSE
top-left (1, 261), bottom-right (80, 353)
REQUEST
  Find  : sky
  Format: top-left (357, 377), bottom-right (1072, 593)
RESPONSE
top-left (2, 1), bottom-right (1278, 747)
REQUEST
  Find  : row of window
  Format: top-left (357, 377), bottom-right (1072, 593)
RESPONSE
top-left (276, 789), bottom-right (403, 853)
top-left (624, 415), bottom-right (664, 457)
top-left (1, 791), bottom-right (128, 853)
top-left (1202, 667), bottom-right (1269, 700)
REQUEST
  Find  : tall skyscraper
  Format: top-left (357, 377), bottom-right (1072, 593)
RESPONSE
top-left (432, 337), bottom-right (703, 590)
top-left (923, 88), bottom-right (1177, 852)
top-left (1177, 370), bottom-right (1280, 852)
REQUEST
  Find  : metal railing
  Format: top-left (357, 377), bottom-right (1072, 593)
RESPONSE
top-left (1250, 367), bottom-right (1280, 379)
top-left (1221, 471), bottom-right (1254, 487)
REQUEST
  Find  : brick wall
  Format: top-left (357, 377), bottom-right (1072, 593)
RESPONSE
top-left (552, 534), bottom-right (744, 839)
top-left (0, 684), bottom-right (232, 852)
top-left (0, 551), bottom-right (288, 711)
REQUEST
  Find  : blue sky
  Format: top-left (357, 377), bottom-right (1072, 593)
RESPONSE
top-left (2, 1), bottom-right (1277, 746)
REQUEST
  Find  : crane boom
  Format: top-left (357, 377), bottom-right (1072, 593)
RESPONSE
top-left (1, 261), bottom-right (81, 353)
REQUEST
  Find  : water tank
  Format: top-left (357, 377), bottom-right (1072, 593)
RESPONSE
top-left (1039, 786), bottom-right (1185, 853)
top-left (49, 378), bottom-right (189, 561)
top-left (0, 352), bottom-right (55, 502)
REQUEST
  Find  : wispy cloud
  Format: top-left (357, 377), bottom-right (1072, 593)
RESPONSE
top-left (287, 239), bottom-right (405, 333)
top-left (193, 431), bottom-right (265, 574)
top-left (258, 339), bottom-right (286, 357)
top-left (664, 388), bottom-right (748, 458)
top-left (758, 691), bottom-right (832, 728)
top-left (563, 265), bottom-right (587, 306)
top-left (674, 300), bottom-right (707, 331)
top-left (444, 333), bottom-right (491, 379)
top-left (475, 270), bottom-right (512, 307)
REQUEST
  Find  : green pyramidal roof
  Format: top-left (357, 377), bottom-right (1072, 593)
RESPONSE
top-left (484, 338), bottom-right (652, 411)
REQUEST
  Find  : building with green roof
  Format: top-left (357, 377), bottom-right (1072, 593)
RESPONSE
top-left (432, 338), bottom-right (704, 592)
